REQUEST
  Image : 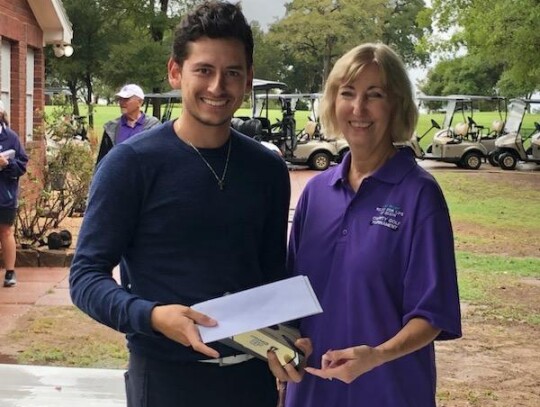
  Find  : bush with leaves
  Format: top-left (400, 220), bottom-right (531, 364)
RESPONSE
top-left (16, 106), bottom-right (94, 248)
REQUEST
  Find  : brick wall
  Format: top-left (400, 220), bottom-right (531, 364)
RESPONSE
top-left (0, 0), bottom-right (45, 139)
top-left (0, 0), bottom-right (47, 214)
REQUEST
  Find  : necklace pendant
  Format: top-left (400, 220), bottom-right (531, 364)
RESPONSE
top-left (218, 180), bottom-right (224, 190)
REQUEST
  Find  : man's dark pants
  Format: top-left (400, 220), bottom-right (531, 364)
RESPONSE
top-left (126, 352), bottom-right (278, 407)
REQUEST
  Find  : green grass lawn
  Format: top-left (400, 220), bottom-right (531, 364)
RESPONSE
top-left (46, 104), bottom-right (540, 152)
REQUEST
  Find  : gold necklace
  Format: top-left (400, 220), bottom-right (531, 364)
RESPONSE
top-left (187, 138), bottom-right (232, 190)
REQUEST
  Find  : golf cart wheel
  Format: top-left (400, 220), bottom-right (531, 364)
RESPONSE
top-left (309, 152), bottom-right (331, 171)
top-left (461, 152), bottom-right (482, 170)
top-left (498, 152), bottom-right (517, 170)
top-left (488, 151), bottom-right (499, 167)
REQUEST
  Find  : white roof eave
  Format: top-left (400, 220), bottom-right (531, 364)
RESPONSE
top-left (27, 0), bottom-right (73, 45)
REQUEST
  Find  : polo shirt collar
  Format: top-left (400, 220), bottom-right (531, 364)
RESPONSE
top-left (121, 112), bottom-right (145, 126)
top-left (329, 147), bottom-right (417, 187)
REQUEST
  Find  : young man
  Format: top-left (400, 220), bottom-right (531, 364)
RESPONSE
top-left (70, 2), bottom-right (292, 406)
top-left (95, 83), bottom-right (160, 165)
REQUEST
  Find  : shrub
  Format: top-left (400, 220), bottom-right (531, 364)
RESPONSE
top-left (16, 106), bottom-right (94, 247)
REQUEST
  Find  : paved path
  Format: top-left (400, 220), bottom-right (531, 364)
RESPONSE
top-left (0, 364), bottom-right (125, 406)
top-left (0, 267), bottom-right (71, 337)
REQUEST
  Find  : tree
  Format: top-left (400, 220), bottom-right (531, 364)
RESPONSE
top-left (266, 0), bottom-right (432, 90)
top-left (431, 0), bottom-right (540, 97)
top-left (420, 55), bottom-right (503, 96)
top-left (47, 1), bottom-right (203, 125)
top-left (47, 0), bottom-right (111, 127)
top-left (381, 0), bottom-right (432, 67)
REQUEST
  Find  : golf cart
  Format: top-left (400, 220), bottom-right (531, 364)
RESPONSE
top-left (250, 91), bottom-right (349, 170)
top-left (493, 98), bottom-right (540, 170)
top-left (396, 95), bottom-right (494, 169)
top-left (144, 90), bottom-right (182, 122)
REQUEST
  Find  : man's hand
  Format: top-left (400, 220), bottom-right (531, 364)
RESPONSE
top-left (267, 338), bottom-right (313, 383)
top-left (150, 304), bottom-right (220, 358)
top-left (0, 155), bottom-right (8, 169)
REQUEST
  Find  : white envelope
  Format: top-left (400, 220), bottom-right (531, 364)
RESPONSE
top-left (192, 275), bottom-right (322, 343)
top-left (0, 149), bottom-right (15, 159)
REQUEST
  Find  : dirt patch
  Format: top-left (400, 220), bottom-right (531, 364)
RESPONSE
top-left (453, 221), bottom-right (539, 257)
top-left (437, 312), bottom-right (540, 406)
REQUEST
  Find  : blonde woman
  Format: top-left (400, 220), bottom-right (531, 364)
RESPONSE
top-left (283, 43), bottom-right (461, 406)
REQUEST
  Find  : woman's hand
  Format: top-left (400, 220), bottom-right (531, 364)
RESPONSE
top-left (150, 304), bottom-right (219, 358)
top-left (306, 318), bottom-right (441, 384)
top-left (267, 338), bottom-right (313, 383)
top-left (305, 345), bottom-right (384, 384)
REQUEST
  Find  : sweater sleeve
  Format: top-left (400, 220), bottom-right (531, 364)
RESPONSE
top-left (260, 158), bottom-right (291, 283)
top-left (0, 129), bottom-right (28, 178)
top-left (70, 144), bottom-right (158, 336)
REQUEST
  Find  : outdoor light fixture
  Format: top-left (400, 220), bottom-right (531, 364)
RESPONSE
top-left (53, 43), bottom-right (74, 58)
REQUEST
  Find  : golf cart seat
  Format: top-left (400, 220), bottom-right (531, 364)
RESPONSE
top-left (298, 121), bottom-right (318, 143)
top-left (231, 117), bottom-right (262, 139)
top-left (491, 120), bottom-right (504, 134)
top-left (254, 117), bottom-right (272, 134)
top-left (454, 122), bottom-right (469, 137)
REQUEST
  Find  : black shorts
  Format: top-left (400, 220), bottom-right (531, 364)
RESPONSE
top-left (0, 208), bottom-right (16, 226)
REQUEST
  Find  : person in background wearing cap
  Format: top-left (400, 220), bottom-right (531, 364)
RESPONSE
top-left (0, 101), bottom-right (28, 287)
top-left (95, 84), bottom-right (160, 165)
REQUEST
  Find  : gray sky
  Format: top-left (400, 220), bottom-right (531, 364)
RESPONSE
top-left (236, 0), bottom-right (287, 29)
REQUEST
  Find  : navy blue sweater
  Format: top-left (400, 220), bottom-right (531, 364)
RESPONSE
top-left (0, 125), bottom-right (28, 209)
top-left (70, 121), bottom-right (291, 361)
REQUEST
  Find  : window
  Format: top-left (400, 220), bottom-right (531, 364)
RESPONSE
top-left (26, 47), bottom-right (35, 140)
top-left (0, 40), bottom-right (10, 113)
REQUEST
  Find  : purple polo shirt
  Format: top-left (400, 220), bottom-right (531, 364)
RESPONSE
top-left (116, 113), bottom-right (148, 144)
top-left (285, 149), bottom-right (462, 407)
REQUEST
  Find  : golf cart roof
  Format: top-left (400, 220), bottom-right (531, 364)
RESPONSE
top-left (251, 79), bottom-right (288, 118)
top-left (519, 99), bottom-right (540, 104)
top-left (255, 93), bottom-right (322, 100)
top-left (418, 94), bottom-right (505, 102)
top-left (252, 79), bottom-right (288, 91)
top-left (144, 90), bottom-right (182, 101)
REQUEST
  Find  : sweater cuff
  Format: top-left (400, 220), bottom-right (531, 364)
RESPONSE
top-left (130, 299), bottom-right (161, 336)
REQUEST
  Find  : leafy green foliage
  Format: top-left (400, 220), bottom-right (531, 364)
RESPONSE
top-left (267, 0), bottom-right (430, 90)
top-left (431, 0), bottom-right (540, 97)
top-left (16, 106), bottom-right (94, 247)
top-left (420, 55), bottom-right (504, 96)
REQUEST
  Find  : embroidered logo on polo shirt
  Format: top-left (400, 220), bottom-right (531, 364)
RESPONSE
top-left (370, 204), bottom-right (403, 231)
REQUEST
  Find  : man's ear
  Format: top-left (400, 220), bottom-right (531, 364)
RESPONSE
top-left (168, 58), bottom-right (182, 89)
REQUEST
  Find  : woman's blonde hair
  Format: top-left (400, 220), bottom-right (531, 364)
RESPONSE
top-left (319, 43), bottom-right (418, 143)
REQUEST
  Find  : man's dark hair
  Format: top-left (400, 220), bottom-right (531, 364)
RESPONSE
top-left (172, 1), bottom-right (254, 67)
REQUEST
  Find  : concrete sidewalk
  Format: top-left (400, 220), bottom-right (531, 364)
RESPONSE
top-left (0, 363), bottom-right (125, 406)
top-left (0, 267), bottom-right (126, 406)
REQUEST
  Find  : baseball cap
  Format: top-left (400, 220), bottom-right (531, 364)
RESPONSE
top-left (116, 84), bottom-right (144, 100)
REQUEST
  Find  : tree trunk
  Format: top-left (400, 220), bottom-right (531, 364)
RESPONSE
top-left (67, 80), bottom-right (79, 116)
top-left (84, 74), bottom-right (94, 129)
